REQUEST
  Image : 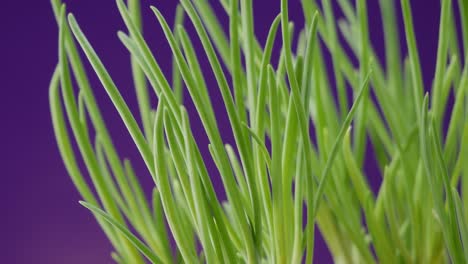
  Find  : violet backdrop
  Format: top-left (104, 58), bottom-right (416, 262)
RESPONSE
top-left (2, 0), bottom-right (443, 263)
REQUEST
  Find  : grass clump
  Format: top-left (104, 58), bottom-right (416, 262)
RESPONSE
top-left (50, 0), bottom-right (468, 262)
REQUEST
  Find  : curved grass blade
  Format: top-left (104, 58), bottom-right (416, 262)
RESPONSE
top-left (80, 201), bottom-right (163, 264)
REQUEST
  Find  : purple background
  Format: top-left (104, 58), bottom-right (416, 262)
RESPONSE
top-left (2, 0), bottom-right (446, 263)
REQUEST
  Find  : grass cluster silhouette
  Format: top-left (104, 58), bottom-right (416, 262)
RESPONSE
top-left (50, 0), bottom-right (468, 262)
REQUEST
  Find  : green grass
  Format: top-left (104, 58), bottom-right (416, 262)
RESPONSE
top-left (50, 0), bottom-right (468, 262)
